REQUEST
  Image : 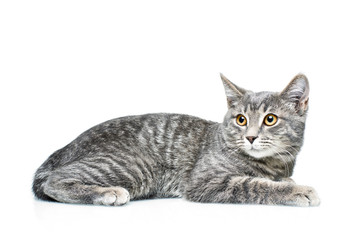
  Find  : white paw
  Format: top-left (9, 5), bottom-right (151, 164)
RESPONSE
top-left (96, 187), bottom-right (130, 206)
top-left (284, 185), bottom-right (320, 207)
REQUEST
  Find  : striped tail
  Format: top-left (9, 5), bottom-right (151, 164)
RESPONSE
top-left (32, 166), bottom-right (55, 201)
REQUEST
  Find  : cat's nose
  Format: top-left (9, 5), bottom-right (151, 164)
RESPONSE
top-left (246, 136), bottom-right (258, 144)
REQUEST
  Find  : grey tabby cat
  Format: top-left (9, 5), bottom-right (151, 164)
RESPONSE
top-left (33, 73), bottom-right (320, 207)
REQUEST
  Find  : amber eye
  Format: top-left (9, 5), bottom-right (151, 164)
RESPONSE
top-left (264, 114), bottom-right (278, 126)
top-left (236, 114), bottom-right (247, 126)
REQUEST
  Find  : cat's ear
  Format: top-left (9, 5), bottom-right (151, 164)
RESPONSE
top-left (280, 73), bottom-right (310, 115)
top-left (220, 73), bottom-right (247, 108)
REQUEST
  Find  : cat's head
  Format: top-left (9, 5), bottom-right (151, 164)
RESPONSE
top-left (220, 73), bottom-right (309, 160)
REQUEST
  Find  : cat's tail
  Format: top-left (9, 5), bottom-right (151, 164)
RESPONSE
top-left (32, 164), bottom-right (55, 201)
top-left (33, 145), bottom-right (72, 201)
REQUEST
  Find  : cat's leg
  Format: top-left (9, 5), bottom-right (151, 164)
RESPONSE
top-left (185, 175), bottom-right (320, 207)
top-left (40, 155), bottom-right (158, 205)
top-left (43, 175), bottom-right (130, 206)
top-left (41, 159), bottom-right (134, 206)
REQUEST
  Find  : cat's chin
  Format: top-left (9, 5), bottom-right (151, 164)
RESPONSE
top-left (245, 149), bottom-right (274, 159)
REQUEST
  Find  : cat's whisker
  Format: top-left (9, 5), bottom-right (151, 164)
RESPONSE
top-left (273, 148), bottom-right (291, 177)
top-left (281, 144), bottom-right (300, 155)
top-left (269, 142), bottom-right (297, 158)
top-left (277, 146), bottom-right (296, 159)
top-left (271, 148), bottom-right (289, 177)
top-left (270, 144), bottom-right (295, 177)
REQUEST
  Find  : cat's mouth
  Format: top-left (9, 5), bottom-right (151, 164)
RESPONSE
top-left (243, 145), bottom-right (274, 159)
top-left (236, 139), bottom-right (275, 159)
top-left (244, 144), bottom-right (266, 151)
top-left (246, 149), bottom-right (271, 159)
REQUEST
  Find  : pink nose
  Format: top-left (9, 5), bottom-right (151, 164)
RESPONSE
top-left (246, 136), bottom-right (258, 144)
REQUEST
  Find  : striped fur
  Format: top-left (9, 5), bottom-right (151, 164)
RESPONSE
top-left (33, 74), bottom-right (320, 207)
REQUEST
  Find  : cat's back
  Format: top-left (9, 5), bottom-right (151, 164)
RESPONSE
top-left (45, 113), bottom-right (216, 169)
top-left (79, 113), bottom-right (215, 149)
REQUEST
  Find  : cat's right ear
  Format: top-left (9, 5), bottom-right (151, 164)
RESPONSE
top-left (280, 73), bottom-right (310, 115)
top-left (220, 73), bottom-right (247, 108)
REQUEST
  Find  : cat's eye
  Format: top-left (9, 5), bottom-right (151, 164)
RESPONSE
top-left (236, 114), bottom-right (247, 126)
top-left (264, 114), bottom-right (278, 126)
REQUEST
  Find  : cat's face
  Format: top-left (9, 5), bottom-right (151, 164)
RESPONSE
top-left (220, 74), bottom-right (309, 160)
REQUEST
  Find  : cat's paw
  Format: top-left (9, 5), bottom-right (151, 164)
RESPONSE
top-left (95, 187), bottom-right (130, 206)
top-left (283, 185), bottom-right (320, 207)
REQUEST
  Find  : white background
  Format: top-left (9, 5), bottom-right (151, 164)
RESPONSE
top-left (1, 0), bottom-right (359, 239)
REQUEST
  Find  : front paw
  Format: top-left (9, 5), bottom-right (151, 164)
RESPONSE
top-left (282, 185), bottom-right (320, 207)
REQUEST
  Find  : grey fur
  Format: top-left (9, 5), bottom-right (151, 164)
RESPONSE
top-left (33, 73), bottom-right (320, 207)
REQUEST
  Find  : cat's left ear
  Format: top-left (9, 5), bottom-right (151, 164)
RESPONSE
top-left (280, 73), bottom-right (310, 115)
top-left (220, 73), bottom-right (247, 108)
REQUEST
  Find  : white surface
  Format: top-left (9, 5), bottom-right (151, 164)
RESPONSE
top-left (1, 1), bottom-right (359, 239)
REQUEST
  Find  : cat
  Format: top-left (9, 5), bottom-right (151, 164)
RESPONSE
top-left (32, 73), bottom-right (320, 207)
